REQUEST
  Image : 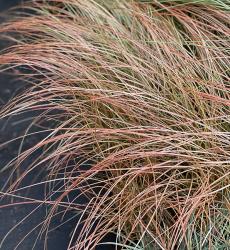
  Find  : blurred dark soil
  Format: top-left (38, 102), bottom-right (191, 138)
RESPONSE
top-left (0, 1), bottom-right (76, 249)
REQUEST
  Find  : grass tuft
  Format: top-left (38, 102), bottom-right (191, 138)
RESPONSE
top-left (0, 0), bottom-right (230, 249)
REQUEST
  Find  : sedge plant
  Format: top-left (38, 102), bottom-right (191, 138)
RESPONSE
top-left (0, 0), bottom-right (230, 249)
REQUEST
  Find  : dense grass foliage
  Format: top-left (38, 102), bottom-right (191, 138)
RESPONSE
top-left (0, 0), bottom-right (230, 249)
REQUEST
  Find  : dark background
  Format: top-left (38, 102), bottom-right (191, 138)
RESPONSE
top-left (0, 1), bottom-right (77, 249)
top-left (0, 1), bottom-right (115, 249)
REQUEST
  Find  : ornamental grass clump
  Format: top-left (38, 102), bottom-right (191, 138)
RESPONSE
top-left (0, 0), bottom-right (230, 249)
